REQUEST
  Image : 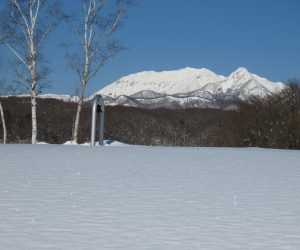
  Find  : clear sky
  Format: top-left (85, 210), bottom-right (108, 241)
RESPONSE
top-left (1, 0), bottom-right (300, 95)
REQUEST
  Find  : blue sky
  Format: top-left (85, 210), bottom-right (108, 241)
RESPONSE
top-left (1, 0), bottom-right (300, 95)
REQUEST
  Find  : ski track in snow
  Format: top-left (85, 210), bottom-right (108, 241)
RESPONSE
top-left (0, 145), bottom-right (300, 249)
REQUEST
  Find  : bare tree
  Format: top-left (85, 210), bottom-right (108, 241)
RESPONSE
top-left (0, 0), bottom-right (60, 144)
top-left (69, 0), bottom-right (132, 143)
top-left (0, 78), bottom-right (15, 144)
top-left (0, 54), bottom-right (7, 144)
top-left (0, 88), bottom-right (7, 143)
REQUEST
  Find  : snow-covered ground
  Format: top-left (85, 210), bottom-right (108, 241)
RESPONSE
top-left (0, 145), bottom-right (300, 249)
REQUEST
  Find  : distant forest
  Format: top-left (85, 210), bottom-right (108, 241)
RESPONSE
top-left (0, 82), bottom-right (300, 149)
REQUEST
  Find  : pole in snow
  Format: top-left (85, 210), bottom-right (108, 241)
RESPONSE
top-left (91, 94), bottom-right (105, 146)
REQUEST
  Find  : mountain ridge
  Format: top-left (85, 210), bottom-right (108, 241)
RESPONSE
top-left (97, 67), bottom-right (286, 109)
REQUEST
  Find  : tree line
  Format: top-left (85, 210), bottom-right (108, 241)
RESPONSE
top-left (218, 80), bottom-right (300, 149)
top-left (0, 96), bottom-right (228, 145)
top-left (0, 81), bottom-right (300, 149)
top-left (0, 0), bottom-right (132, 144)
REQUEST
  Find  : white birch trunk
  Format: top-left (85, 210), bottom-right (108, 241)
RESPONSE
top-left (31, 90), bottom-right (37, 144)
top-left (30, 46), bottom-right (38, 144)
top-left (29, 2), bottom-right (38, 144)
top-left (72, 2), bottom-right (91, 143)
top-left (73, 97), bottom-right (83, 143)
top-left (29, 51), bottom-right (38, 144)
top-left (72, 83), bottom-right (86, 143)
top-left (29, 59), bottom-right (38, 144)
top-left (0, 100), bottom-right (7, 144)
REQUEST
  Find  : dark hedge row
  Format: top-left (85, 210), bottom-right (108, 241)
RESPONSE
top-left (0, 97), bottom-right (229, 146)
top-left (1, 83), bottom-right (300, 149)
top-left (218, 84), bottom-right (300, 149)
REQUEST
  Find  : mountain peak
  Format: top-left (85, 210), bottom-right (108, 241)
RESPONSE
top-left (235, 67), bottom-right (249, 72)
top-left (231, 67), bottom-right (251, 75)
top-left (228, 67), bottom-right (253, 82)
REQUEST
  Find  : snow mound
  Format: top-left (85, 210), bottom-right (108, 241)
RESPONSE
top-left (63, 140), bottom-right (128, 146)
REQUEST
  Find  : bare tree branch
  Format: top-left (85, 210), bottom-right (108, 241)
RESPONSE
top-left (4, 42), bottom-right (30, 70)
top-left (11, 0), bottom-right (30, 32)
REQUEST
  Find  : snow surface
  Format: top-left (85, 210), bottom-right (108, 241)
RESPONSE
top-left (1, 145), bottom-right (300, 249)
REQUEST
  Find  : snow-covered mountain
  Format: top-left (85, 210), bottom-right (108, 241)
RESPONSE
top-left (97, 67), bottom-right (286, 109)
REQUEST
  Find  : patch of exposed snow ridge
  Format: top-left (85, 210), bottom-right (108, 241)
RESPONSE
top-left (63, 140), bottom-right (128, 146)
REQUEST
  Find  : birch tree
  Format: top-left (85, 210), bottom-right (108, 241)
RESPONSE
top-left (0, 54), bottom-right (7, 143)
top-left (0, 0), bottom-right (60, 144)
top-left (70, 0), bottom-right (132, 143)
top-left (0, 80), bottom-right (20, 144)
top-left (0, 92), bottom-right (7, 143)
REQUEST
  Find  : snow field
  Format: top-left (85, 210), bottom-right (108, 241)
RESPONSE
top-left (0, 145), bottom-right (300, 249)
